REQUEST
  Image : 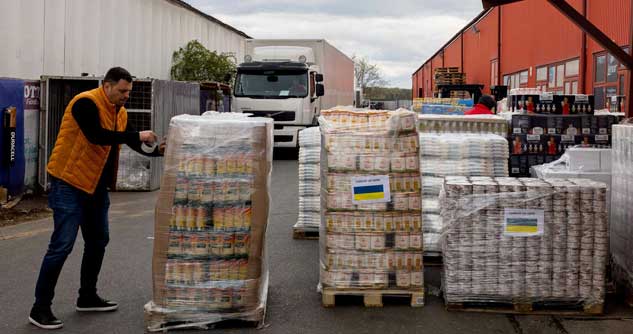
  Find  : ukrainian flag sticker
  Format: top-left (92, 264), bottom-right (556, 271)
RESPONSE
top-left (351, 175), bottom-right (391, 204)
top-left (503, 209), bottom-right (544, 236)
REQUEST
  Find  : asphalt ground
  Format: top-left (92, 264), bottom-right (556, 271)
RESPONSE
top-left (1, 155), bottom-right (633, 333)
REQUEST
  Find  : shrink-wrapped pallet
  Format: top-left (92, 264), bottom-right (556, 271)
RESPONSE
top-left (144, 113), bottom-right (273, 331)
top-left (440, 176), bottom-right (607, 313)
top-left (318, 108), bottom-right (424, 306)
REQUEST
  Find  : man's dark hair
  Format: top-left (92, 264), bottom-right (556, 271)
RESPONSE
top-left (104, 67), bottom-right (133, 84)
top-left (478, 94), bottom-right (496, 109)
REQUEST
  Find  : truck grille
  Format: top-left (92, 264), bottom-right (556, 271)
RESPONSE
top-left (248, 110), bottom-right (296, 122)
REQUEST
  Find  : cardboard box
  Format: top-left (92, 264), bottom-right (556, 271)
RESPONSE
top-left (536, 93), bottom-right (558, 114)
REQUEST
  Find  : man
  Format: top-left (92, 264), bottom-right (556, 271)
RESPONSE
top-left (465, 95), bottom-right (497, 115)
top-left (30, 67), bottom-right (164, 330)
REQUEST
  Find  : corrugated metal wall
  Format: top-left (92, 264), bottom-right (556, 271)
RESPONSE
top-left (585, 0), bottom-right (631, 94)
top-left (412, 0), bottom-right (632, 102)
top-left (0, 0), bottom-right (246, 80)
top-left (500, 0), bottom-right (583, 83)
top-left (463, 8), bottom-right (500, 94)
top-left (444, 37), bottom-right (462, 69)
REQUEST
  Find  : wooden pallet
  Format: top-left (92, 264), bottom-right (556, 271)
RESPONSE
top-left (292, 227), bottom-right (319, 240)
top-left (145, 308), bottom-right (265, 332)
top-left (446, 300), bottom-right (603, 315)
top-left (322, 288), bottom-right (425, 308)
top-left (434, 67), bottom-right (460, 73)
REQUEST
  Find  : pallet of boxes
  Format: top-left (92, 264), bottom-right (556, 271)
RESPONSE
top-left (318, 107), bottom-right (425, 308)
top-left (610, 124), bottom-right (633, 305)
top-left (293, 127), bottom-right (322, 239)
top-left (144, 113), bottom-right (273, 331)
top-left (417, 114), bottom-right (509, 260)
top-left (440, 176), bottom-right (608, 315)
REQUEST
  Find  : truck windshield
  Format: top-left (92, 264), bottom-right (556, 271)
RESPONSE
top-left (235, 70), bottom-right (308, 98)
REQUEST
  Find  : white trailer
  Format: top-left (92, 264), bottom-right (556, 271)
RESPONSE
top-left (232, 39), bottom-right (354, 147)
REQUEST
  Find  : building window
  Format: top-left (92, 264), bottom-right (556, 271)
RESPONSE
top-left (595, 54), bottom-right (606, 82)
top-left (607, 54), bottom-right (618, 82)
top-left (537, 58), bottom-right (579, 93)
top-left (556, 64), bottom-right (564, 87)
top-left (490, 59), bottom-right (499, 87)
top-left (594, 48), bottom-right (628, 109)
top-left (565, 59), bottom-right (579, 77)
top-left (536, 67), bottom-right (548, 81)
top-left (520, 70), bottom-right (528, 84)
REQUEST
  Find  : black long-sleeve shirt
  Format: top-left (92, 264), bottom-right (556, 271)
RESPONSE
top-left (72, 98), bottom-right (162, 188)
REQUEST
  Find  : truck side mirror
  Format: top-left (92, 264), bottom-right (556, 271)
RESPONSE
top-left (315, 74), bottom-right (324, 82)
top-left (316, 83), bottom-right (324, 97)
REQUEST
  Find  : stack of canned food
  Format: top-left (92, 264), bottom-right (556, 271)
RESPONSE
top-left (296, 127), bottom-right (322, 231)
top-left (145, 114), bottom-right (273, 331)
top-left (319, 109), bottom-right (424, 297)
top-left (440, 176), bottom-right (608, 307)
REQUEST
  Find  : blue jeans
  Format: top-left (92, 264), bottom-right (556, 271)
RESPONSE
top-left (34, 178), bottom-right (110, 308)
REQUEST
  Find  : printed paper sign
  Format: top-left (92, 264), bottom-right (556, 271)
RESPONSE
top-left (351, 175), bottom-right (391, 204)
top-left (503, 209), bottom-right (544, 236)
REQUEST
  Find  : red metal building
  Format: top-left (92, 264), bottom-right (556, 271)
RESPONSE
top-left (412, 0), bottom-right (631, 111)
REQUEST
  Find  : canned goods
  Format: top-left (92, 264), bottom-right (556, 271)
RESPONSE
top-left (391, 157), bottom-right (406, 172)
top-left (356, 234), bottom-right (371, 250)
top-left (234, 233), bottom-right (250, 255)
top-left (222, 233), bottom-right (235, 256)
top-left (371, 233), bottom-right (386, 250)
top-left (410, 233), bottom-right (422, 249)
top-left (396, 270), bottom-right (411, 287)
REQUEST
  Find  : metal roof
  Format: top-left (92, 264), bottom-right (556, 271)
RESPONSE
top-left (169, 0), bottom-right (251, 39)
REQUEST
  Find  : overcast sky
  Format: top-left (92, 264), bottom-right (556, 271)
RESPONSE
top-left (185, 0), bottom-right (484, 89)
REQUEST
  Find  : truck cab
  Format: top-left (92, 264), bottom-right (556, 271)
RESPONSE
top-left (232, 46), bottom-right (324, 147)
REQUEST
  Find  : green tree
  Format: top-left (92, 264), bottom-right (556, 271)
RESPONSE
top-left (171, 40), bottom-right (236, 83)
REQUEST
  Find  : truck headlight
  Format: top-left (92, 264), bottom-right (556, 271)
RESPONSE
top-left (244, 55), bottom-right (253, 62)
top-left (299, 55), bottom-right (307, 63)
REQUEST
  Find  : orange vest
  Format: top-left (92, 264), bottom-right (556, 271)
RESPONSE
top-left (47, 87), bottom-right (128, 194)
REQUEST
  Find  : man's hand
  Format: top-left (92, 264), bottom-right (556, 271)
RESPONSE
top-left (158, 137), bottom-right (167, 155)
top-left (139, 130), bottom-right (158, 144)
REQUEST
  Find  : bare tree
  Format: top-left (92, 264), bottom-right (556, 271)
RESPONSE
top-left (352, 55), bottom-right (388, 90)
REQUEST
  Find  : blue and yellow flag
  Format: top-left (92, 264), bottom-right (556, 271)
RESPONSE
top-left (353, 184), bottom-right (385, 201)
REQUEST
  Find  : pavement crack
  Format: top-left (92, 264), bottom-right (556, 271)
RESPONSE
top-left (549, 316), bottom-right (570, 334)
top-left (506, 315), bottom-right (524, 334)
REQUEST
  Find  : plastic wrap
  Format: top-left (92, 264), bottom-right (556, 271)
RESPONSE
top-left (116, 146), bottom-right (152, 190)
top-left (417, 114), bottom-right (508, 136)
top-left (439, 176), bottom-right (608, 309)
top-left (419, 133), bottom-right (509, 255)
top-left (294, 127), bottom-right (322, 231)
top-left (610, 124), bottom-right (633, 291)
top-left (531, 149), bottom-right (612, 209)
top-left (318, 108), bottom-right (424, 303)
top-left (144, 114), bottom-right (273, 331)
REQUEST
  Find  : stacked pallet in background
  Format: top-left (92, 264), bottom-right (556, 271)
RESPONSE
top-left (318, 108), bottom-right (424, 307)
top-left (434, 67), bottom-right (466, 93)
top-left (412, 98), bottom-right (473, 115)
top-left (610, 124), bottom-right (633, 303)
top-left (419, 134), bottom-right (509, 255)
top-left (440, 177), bottom-right (608, 315)
top-left (509, 114), bottom-right (617, 177)
top-left (294, 127), bottom-right (321, 239)
top-left (144, 113), bottom-right (273, 331)
top-left (418, 114), bottom-right (508, 136)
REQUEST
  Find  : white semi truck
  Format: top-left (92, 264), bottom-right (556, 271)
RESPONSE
top-left (232, 39), bottom-right (354, 147)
